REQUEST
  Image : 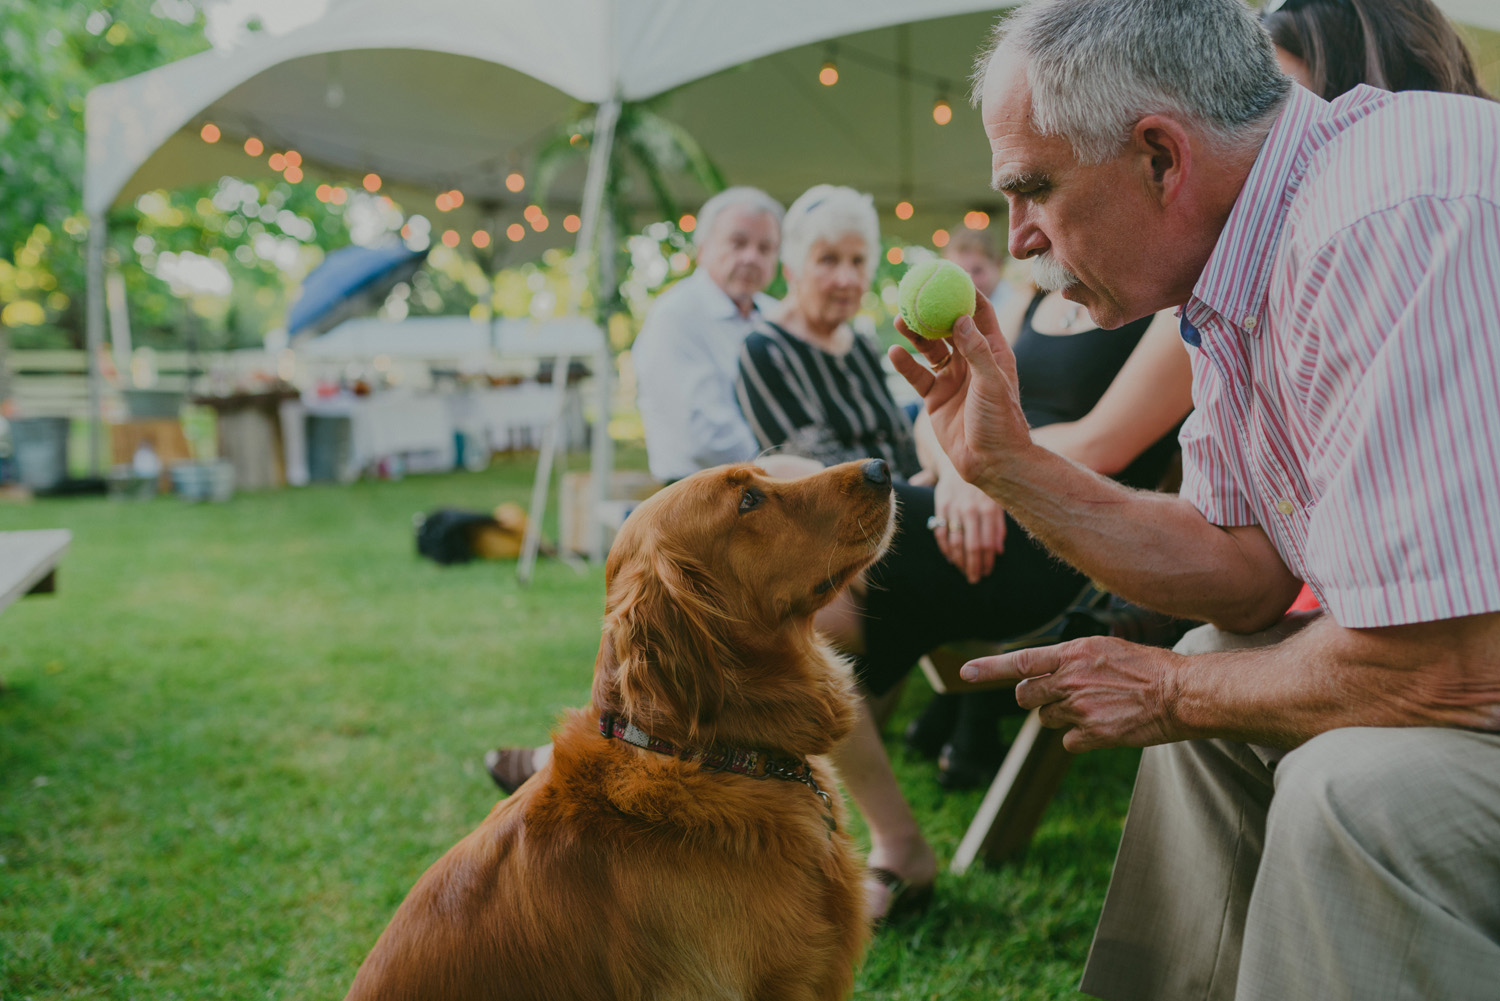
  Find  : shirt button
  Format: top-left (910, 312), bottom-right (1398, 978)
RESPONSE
top-left (1243, 315), bottom-right (1258, 330)
top-left (1275, 499), bottom-right (1295, 515)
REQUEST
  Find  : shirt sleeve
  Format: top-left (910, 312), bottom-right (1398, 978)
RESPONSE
top-left (633, 294), bottom-right (758, 479)
top-left (1292, 195), bottom-right (1500, 625)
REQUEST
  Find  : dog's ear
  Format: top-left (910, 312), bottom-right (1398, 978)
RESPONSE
top-left (593, 547), bottom-right (732, 743)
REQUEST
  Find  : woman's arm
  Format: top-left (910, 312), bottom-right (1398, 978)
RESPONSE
top-left (1029, 310), bottom-right (1193, 476)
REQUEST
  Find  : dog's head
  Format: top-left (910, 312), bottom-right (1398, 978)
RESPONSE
top-left (592, 459), bottom-right (895, 755)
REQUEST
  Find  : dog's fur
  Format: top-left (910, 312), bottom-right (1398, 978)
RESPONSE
top-left (345, 460), bottom-right (895, 1001)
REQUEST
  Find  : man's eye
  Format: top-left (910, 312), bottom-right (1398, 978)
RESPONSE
top-left (739, 489), bottom-right (763, 513)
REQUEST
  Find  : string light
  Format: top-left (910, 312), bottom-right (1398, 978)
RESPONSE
top-left (530, 214), bottom-right (549, 232)
top-left (363, 173), bottom-right (382, 192)
top-left (284, 166), bottom-right (303, 183)
top-left (895, 201), bottom-right (914, 221)
top-left (963, 210), bottom-right (991, 230)
top-left (932, 97), bottom-right (953, 125)
top-left (523, 204), bottom-right (543, 223)
top-left (435, 192), bottom-right (453, 212)
top-left (244, 137), bottom-right (264, 156)
top-left (441, 229), bottom-right (460, 247)
top-left (284, 150), bottom-right (302, 167)
top-left (932, 228), bottom-right (950, 248)
top-left (315, 184), bottom-right (333, 202)
top-left (330, 188), bottom-right (347, 205)
top-left (472, 231), bottom-right (491, 248)
top-left (200, 123), bottom-right (220, 143)
top-left (505, 172), bottom-right (525, 193)
top-left (679, 213), bottom-right (697, 233)
top-left (819, 59), bottom-right (839, 86)
top-left (507, 223), bottom-right (525, 241)
top-left (886, 246), bottom-right (904, 265)
top-left (563, 214), bottom-right (582, 233)
top-left (268, 153), bottom-right (287, 171)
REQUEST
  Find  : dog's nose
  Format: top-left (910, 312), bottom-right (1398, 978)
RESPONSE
top-left (861, 459), bottom-right (891, 488)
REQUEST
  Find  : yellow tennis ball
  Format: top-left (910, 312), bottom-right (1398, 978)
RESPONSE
top-left (898, 258), bottom-right (976, 339)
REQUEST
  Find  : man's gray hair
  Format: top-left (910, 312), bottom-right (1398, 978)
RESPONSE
top-left (694, 186), bottom-right (784, 250)
top-left (976, 0), bottom-right (1291, 164)
top-left (779, 184), bottom-right (881, 275)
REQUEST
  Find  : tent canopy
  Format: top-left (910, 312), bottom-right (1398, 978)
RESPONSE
top-left (87, 0), bottom-right (1022, 242)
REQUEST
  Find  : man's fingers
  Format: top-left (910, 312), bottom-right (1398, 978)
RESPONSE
top-left (959, 645), bottom-right (1060, 684)
top-left (888, 344), bottom-right (935, 396)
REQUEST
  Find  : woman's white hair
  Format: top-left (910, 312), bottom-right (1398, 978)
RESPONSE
top-left (974, 0), bottom-right (1291, 164)
top-left (779, 184), bottom-right (881, 276)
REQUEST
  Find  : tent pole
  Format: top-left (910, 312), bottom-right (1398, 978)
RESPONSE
top-left (85, 212), bottom-right (108, 478)
top-left (577, 98), bottom-right (620, 564)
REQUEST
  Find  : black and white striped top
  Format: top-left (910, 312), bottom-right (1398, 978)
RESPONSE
top-left (736, 321), bottom-right (921, 479)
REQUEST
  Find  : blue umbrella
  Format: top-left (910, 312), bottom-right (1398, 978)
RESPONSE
top-left (287, 242), bottom-right (430, 337)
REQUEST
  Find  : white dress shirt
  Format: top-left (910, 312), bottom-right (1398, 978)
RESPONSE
top-left (632, 269), bottom-right (777, 482)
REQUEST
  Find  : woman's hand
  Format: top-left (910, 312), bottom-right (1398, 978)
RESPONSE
top-left (888, 293), bottom-right (1035, 494)
top-left (932, 474), bottom-right (1007, 584)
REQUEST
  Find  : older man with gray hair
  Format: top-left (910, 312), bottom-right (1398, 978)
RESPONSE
top-left (632, 186), bottom-right (783, 483)
top-left (892, 1), bottom-right (1500, 999)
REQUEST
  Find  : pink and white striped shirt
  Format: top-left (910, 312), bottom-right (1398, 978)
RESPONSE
top-left (1178, 84), bottom-right (1500, 628)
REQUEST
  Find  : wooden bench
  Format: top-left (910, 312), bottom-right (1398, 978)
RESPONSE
top-left (918, 587), bottom-right (1190, 874)
top-left (0, 529), bottom-right (72, 619)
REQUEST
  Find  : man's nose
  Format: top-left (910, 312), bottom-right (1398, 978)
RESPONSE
top-left (1008, 212), bottom-right (1047, 261)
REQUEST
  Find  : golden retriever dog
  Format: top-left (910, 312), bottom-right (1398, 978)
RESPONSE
top-left (345, 458), bottom-right (896, 1001)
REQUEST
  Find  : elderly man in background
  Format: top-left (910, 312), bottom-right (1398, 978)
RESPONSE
top-left (891, 1), bottom-right (1500, 999)
top-left (632, 186), bottom-right (782, 483)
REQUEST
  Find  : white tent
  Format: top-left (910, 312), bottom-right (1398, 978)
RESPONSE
top-left (82, 0), bottom-right (1500, 553)
top-left (82, 0), bottom-right (1026, 566)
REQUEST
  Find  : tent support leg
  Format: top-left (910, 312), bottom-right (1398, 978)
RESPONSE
top-left (518, 352), bottom-right (576, 586)
top-left (86, 213), bottom-right (107, 478)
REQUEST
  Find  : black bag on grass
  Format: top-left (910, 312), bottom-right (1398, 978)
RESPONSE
top-left (415, 509), bottom-right (500, 565)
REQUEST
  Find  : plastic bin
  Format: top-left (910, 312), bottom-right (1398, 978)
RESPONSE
top-left (11, 417), bottom-right (69, 492)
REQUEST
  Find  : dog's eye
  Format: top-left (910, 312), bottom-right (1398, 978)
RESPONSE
top-left (738, 488), bottom-right (763, 513)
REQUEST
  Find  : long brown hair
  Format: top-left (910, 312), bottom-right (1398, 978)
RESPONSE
top-left (1263, 0), bottom-right (1492, 100)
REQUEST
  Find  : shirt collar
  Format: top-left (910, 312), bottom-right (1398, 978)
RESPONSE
top-left (689, 268), bottom-right (766, 322)
top-left (1187, 84), bottom-right (1400, 339)
top-left (1187, 86), bottom-right (1328, 338)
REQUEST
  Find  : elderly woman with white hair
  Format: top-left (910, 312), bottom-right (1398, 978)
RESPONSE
top-left (735, 184), bottom-right (1191, 924)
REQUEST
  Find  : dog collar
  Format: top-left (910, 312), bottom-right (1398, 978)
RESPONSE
top-left (599, 713), bottom-right (836, 832)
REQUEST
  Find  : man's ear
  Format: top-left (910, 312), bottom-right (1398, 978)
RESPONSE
top-left (1131, 114), bottom-right (1194, 207)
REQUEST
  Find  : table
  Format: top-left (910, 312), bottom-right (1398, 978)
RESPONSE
top-left (0, 529), bottom-right (71, 619)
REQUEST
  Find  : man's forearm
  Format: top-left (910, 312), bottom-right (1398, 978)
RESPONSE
top-left (978, 443), bottom-right (1299, 630)
top-left (1167, 613), bottom-right (1500, 747)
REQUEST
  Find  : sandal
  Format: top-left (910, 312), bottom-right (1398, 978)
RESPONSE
top-left (484, 747), bottom-right (538, 795)
top-left (867, 866), bottom-right (935, 928)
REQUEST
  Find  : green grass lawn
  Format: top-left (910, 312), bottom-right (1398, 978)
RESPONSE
top-left (0, 448), bottom-right (1137, 1000)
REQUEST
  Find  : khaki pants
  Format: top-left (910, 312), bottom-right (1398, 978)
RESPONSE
top-left (1080, 621), bottom-right (1500, 1001)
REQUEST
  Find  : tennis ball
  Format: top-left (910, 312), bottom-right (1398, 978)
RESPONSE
top-left (898, 258), bottom-right (977, 339)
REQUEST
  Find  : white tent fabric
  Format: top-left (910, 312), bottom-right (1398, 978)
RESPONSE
top-left (86, 0), bottom-right (1016, 222)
